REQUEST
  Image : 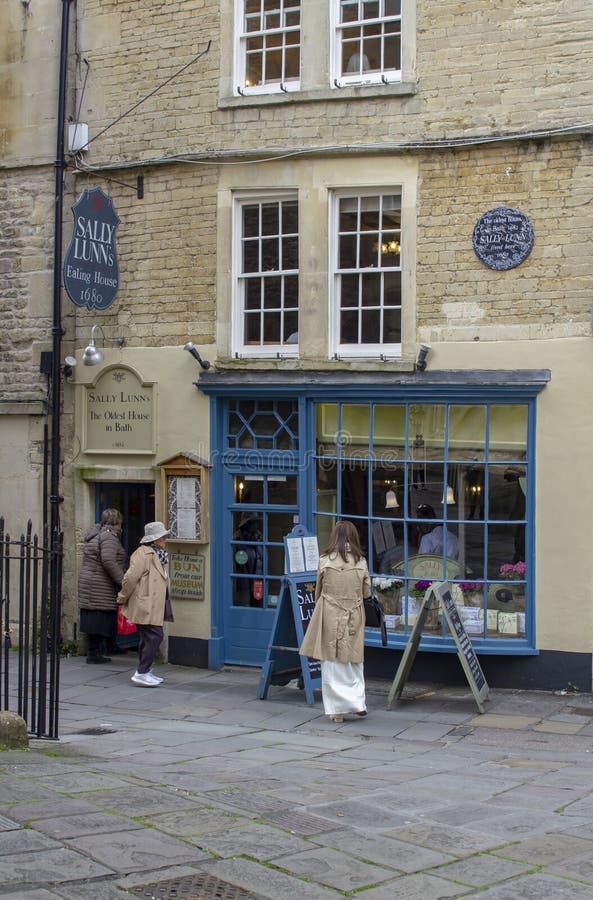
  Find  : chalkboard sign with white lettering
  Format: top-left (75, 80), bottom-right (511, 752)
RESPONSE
top-left (387, 581), bottom-right (489, 713)
top-left (257, 572), bottom-right (321, 704)
top-left (472, 206), bottom-right (534, 271)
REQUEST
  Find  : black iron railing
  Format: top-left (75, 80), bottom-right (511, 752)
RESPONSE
top-left (0, 518), bottom-right (63, 739)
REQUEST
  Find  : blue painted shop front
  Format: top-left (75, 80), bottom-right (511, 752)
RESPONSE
top-left (200, 371), bottom-right (548, 671)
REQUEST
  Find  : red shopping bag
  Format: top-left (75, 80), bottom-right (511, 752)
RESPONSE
top-left (117, 608), bottom-right (137, 635)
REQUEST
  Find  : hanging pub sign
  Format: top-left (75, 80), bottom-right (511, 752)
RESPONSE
top-left (472, 206), bottom-right (534, 271)
top-left (63, 187), bottom-right (120, 309)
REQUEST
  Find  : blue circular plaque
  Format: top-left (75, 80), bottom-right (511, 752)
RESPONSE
top-left (472, 207), bottom-right (534, 271)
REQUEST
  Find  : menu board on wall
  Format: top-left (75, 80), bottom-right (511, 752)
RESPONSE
top-left (167, 475), bottom-right (202, 541)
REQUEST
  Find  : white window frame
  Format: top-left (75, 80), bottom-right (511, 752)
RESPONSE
top-left (329, 189), bottom-right (403, 359)
top-left (330, 0), bottom-right (403, 88)
top-left (232, 191), bottom-right (300, 359)
top-left (233, 0), bottom-right (302, 97)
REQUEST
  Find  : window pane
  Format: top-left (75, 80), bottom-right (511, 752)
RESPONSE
top-left (245, 312), bottom-right (261, 343)
top-left (263, 312), bottom-right (281, 342)
top-left (341, 274), bottom-right (359, 307)
top-left (243, 240), bottom-right (259, 273)
top-left (360, 308), bottom-right (380, 342)
top-left (264, 276), bottom-right (281, 307)
top-left (245, 279), bottom-right (262, 309)
top-left (261, 203), bottom-right (279, 234)
top-left (383, 308), bottom-right (401, 342)
top-left (261, 238), bottom-right (279, 270)
top-left (282, 235), bottom-right (298, 269)
top-left (449, 406), bottom-right (486, 459)
top-left (341, 310), bottom-right (358, 343)
top-left (490, 405), bottom-right (528, 453)
top-left (339, 234), bottom-right (357, 269)
top-left (284, 275), bottom-right (298, 307)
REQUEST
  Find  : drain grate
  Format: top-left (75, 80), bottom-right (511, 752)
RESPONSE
top-left (131, 872), bottom-right (265, 900)
top-left (0, 815), bottom-right (22, 832)
top-left (570, 707), bottom-right (593, 718)
top-left (263, 809), bottom-right (333, 835)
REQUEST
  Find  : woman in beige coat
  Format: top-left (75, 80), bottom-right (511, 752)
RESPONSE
top-left (300, 520), bottom-right (371, 723)
top-left (118, 521), bottom-right (173, 687)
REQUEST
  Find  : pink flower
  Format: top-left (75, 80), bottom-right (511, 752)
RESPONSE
top-left (499, 561), bottom-right (526, 578)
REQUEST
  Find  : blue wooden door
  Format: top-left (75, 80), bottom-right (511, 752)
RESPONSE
top-left (223, 471), bottom-right (300, 665)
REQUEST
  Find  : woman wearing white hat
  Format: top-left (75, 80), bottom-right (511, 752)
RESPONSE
top-left (117, 521), bottom-right (174, 687)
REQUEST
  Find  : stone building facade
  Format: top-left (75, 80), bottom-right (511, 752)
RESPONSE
top-left (2, 0), bottom-right (593, 688)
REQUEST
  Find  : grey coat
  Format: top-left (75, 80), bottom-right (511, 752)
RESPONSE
top-left (78, 524), bottom-right (127, 612)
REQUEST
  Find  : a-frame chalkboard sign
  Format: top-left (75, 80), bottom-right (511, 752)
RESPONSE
top-left (256, 573), bottom-right (321, 704)
top-left (257, 527), bottom-right (321, 705)
top-left (387, 581), bottom-right (490, 714)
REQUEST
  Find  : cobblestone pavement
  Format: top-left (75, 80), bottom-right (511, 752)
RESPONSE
top-left (2, 655), bottom-right (593, 898)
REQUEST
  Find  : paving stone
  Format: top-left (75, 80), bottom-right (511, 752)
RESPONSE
top-left (0, 778), bottom-right (63, 804)
top-left (203, 787), bottom-right (290, 815)
top-left (32, 811), bottom-right (143, 839)
top-left (196, 856), bottom-right (342, 899)
top-left (307, 796), bottom-right (429, 831)
top-left (0, 890), bottom-right (62, 899)
top-left (196, 821), bottom-right (313, 859)
top-left (351, 871), bottom-right (472, 899)
top-left (468, 714), bottom-right (541, 730)
top-left (4, 797), bottom-right (99, 823)
top-left (0, 829), bottom-right (61, 855)
top-left (492, 832), bottom-right (593, 865)
top-left (0, 848), bottom-right (113, 885)
top-left (144, 806), bottom-right (248, 838)
top-left (265, 845), bottom-right (396, 891)
top-left (52, 881), bottom-right (136, 899)
top-left (66, 828), bottom-right (208, 873)
top-left (94, 786), bottom-right (204, 816)
top-left (429, 853), bottom-right (532, 887)
top-left (533, 722), bottom-right (586, 734)
top-left (391, 722), bottom-right (457, 741)
top-left (310, 827), bottom-right (453, 872)
top-left (475, 872), bottom-right (593, 898)
top-left (545, 850), bottom-right (593, 884)
top-left (36, 772), bottom-right (135, 794)
top-left (385, 822), bottom-right (507, 857)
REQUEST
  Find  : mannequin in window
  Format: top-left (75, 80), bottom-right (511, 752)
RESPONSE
top-left (416, 504), bottom-right (459, 560)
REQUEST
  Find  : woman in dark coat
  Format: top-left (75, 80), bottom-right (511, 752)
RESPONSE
top-left (78, 508), bottom-right (127, 663)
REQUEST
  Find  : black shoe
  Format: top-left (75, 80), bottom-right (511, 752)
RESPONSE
top-left (86, 655), bottom-right (111, 664)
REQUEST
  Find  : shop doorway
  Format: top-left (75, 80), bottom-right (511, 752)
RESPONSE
top-left (225, 470), bottom-right (300, 665)
top-left (94, 482), bottom-right (155, 556)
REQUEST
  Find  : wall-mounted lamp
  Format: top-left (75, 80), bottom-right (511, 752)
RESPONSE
top-left (184, 342), bottom-right (211, 370)
top-left (82, 324), bottom-right (126, 366)
top-left (63, 356), bottom-right (77, 379)
top-left (415, 344), bottom-right (431, 372)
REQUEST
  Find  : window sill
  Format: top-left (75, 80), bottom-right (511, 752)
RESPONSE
top-left (219, 80), bottom-right (417, 109)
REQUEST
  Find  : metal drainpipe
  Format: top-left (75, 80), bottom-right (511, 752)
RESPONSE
top-left (49, 0), bottom-right (74, 667)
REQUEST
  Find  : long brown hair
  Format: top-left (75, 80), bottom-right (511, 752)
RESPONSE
top-left (322, 520), bottom-right (363, 564)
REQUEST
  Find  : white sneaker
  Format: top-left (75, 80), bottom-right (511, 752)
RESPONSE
top-left (131, 671), bottom-right (160, 687)
top-left (149, 670), bottom-right (164, 684)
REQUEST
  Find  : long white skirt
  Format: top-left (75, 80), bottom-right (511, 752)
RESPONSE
top-left (320, 660), bottom-right (366, 716)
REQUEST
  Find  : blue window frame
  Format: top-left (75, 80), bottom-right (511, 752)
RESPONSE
top-left (314, 400), bottom-right (534, 653)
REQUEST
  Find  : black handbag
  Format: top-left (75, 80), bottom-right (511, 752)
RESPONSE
top-left (364, 595), bottom-right (388, 646)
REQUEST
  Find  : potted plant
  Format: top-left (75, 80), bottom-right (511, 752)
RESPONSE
top-left (373, 577), bottom-right (402, 615)
top-left (459, 581), bottom-right (484, 608)
top-left (406, 580), bottom-right (438, 629)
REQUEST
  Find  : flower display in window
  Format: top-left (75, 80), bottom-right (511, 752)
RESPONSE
top-left (459, 581), bottom-right (484, 594)
top-left (374, 577), bottom-right (402, 595)
top-left (499, 562), bottom-right (526, 579)
top-left (409, 579), bottom-right (432, 598)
